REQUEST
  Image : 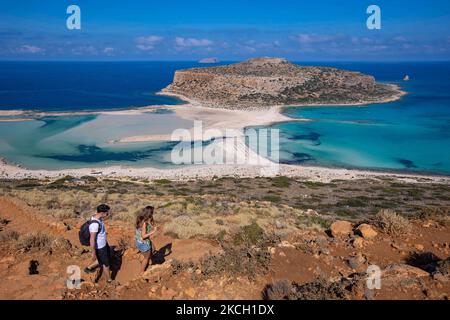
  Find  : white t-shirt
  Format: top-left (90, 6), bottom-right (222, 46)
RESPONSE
top-left (88, 217), bottom-right (107, 249)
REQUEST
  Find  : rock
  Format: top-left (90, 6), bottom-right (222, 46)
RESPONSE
top-left (352, 237), bottom-right (364, 249)
top-left (278, 241), bottom-right (295, 249)
top-left (330, 221), bottom-right (353, 237)
top-left (275, 220), bottom-right (285, 229)
top-left (51, 222), bottom-right (69, 232)
top-left (268, 247), bottom-right (276, 255)
top-left (432, 272), bottom-right (449, 282)
top-left (184, 288), bottom-right (196, 299)
top-left (415, 244), bottom-right (424, 251)
top-left (347, 253), bottom-right (366, 271)
top-left (305, 209), bottom-right (319, 216)
top-left (383, 263), bottom-right (430, 279)
top-left (160, 287), bottom-right (177, 300)
top-left (80, 281), bottom-right (95, 289)
top-left (142, 262), bottom-right (171, 280)
top-left (356, 224), bottom-right (378, 239)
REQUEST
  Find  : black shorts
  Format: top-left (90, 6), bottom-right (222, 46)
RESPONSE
top-left (95, 244), bottom-right (111, 267)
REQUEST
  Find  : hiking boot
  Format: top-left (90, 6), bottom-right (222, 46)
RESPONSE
top-left (84, 267), bottom-right (96, 274)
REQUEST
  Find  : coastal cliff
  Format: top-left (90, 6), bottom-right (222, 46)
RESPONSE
top-left (162, 57), bottom-right (403, 109)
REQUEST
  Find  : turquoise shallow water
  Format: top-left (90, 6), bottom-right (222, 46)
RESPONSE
top-left (0, 111), bottom-right (193, 169)
top-left (248, 62), bottom-right (450, 175)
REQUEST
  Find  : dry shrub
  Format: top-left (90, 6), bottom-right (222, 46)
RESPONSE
top-left (50, 237), bottom-right (72, 252)
top-left (116, 236), bottom-right (131, 252)
top-left (171, 259), bottom-right (195, 275)
top-left (200, 244), bottom-right (271, 280)
top-left (200, 225), bottom-right (277, 279)
top-left (417, 206), bottom-right (450, 226)
top-left (16, 232), bottom-right (53, 252)
top-left (436, 257), bottom-right (450, 276)
top-left (233, 221), bottom-right (264, 245)
top-left (262, 279), bottom-right (294, 300)
top-left (373, 209), bottom-right (412, 237)
top-left (163, 215), bottom-right (221, 239)
top-left (263, 278), bottom-right (350, 300)
top-left (0, 230), bottom-right (19, 243)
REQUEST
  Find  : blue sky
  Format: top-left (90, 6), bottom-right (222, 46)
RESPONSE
top-left (1, 0), bottom-right (449, 61)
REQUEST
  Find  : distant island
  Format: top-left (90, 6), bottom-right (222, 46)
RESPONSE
top-left (198, 57), bottom-right (220, 64)
top-left (163, 57), bottom-right (404, 109)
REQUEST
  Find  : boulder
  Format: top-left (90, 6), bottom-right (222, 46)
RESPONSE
top-left (356, 224), bottom-right (378, 239)
top-left (352, 237), bottom-right (364, 249)
top-left (347, 253), bottom-right (367, 271)
top-left (383, 263), bottom-right (430, 279)
top-left (184, 287), bottom-right (196, 299)
top-left (330, 221), bottom-right (353, 237)
top-left (160, 286), bottom-right (177, 300)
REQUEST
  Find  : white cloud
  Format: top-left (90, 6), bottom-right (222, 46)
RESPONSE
top-left (175, 37), bottom-right (213, 47)
top-left (18, 45), bottom-right (44, 54)
top-left (71, 45), bottom-right (98, 55)
top-left (295, 33), bottom-right (342, 44)
top-left (135, 35), bottom-right (163, 51)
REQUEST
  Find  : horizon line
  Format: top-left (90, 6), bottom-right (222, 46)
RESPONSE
top-left (1, 59), bottom-right (450, 63)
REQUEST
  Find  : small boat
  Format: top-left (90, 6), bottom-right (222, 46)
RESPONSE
top-left (403, 75), bottom-right (410, 81)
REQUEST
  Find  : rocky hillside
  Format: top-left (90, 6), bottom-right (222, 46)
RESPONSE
top-left (162, 57), bottom-right (403, 109)
top-left (0, 176), bottom-right (449, 300)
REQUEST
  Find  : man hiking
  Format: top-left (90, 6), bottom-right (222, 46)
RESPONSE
top-left (82, 204), bottom-right (113, 283)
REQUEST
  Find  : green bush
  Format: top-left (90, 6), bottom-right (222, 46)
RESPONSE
top-left (271, 176), bottom-right (291, 188)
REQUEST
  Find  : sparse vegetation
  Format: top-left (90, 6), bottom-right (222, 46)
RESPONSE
top-left (263, 278), bottom-right (350, 300)
top-left (373, 209), bottom-right (412, 237)
top-left (16, 232), bottom-right (53, 252)
top-left (0, 230), bottom-right (19, 243)
top-left (271, 176), bottom-right (291, 188)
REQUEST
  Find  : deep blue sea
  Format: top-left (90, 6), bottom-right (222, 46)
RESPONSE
top-left (0, 61), bottom-right (449, 174)
top-left (0, 61), bottom-right (210, 111)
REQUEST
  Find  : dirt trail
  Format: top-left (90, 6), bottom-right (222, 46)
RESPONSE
top-left (1, 195), bottom-right (449, 300)
top-left (0, 196), bottom-right (220, 299)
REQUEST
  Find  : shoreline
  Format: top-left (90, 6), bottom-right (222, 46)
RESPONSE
top-left (159, 84), bottom-right (407, 111)
top-left (1, 85), bottom-right (447, 183)
top-left (1, 157), bottom-right (449, 183)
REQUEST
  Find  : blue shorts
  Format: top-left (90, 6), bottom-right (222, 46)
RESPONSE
top-left (136, 240), bottom-right (151, 253)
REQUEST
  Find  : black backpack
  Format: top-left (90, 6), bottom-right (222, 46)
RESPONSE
top-left (79, 220), bottom-right (101, 246)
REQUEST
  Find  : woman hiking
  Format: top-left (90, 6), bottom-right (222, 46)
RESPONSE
top-left (135, 206), bottom-right (157, 274)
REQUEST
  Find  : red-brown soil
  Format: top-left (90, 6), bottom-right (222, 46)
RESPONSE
top-left (0, 196), bottom-right (449, 300)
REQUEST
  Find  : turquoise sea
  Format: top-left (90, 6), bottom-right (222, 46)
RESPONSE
top-left (252, 62), bottom-right (450, 175)
top-left (0, 61), bottom-right (449, 174)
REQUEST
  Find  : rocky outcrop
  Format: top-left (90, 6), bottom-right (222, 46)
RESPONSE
top-left (330, 220), bottom-right (353, 237)
top-left (163, 57), bottom-right (403, 109)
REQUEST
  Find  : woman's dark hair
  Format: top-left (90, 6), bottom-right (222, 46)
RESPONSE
top-left (135, 206), bottom-right (154, 229)
top-left (97, 204), bottom-right (110, 213)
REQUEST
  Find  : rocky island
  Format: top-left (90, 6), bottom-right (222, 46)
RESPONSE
top-left (162, 57), bottom-right (404, 109)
